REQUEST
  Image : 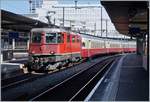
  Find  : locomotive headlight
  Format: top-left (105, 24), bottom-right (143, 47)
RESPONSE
top-left (32, 51), bottom-right (35, 54)
top-left (50, 51), bottom-right (55, 54)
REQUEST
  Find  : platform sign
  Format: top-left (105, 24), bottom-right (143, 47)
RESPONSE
top-left (9, 32), bottom-right (19, 39)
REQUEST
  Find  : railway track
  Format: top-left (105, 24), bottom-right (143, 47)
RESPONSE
top-left (30, 56), bottom-right (116, 101)
top-left (1, 63), bottom-right (83, 90)
top-left (1, 73), bottom-right (45, 90)
top-left (1, 54), bottom-right (109, 89)
top-left (2, 55), bottom-right (120, 101)
top-left (2, 73), bottom-right (31, 87)
top-left (1, 61), bottom-right (83, 90)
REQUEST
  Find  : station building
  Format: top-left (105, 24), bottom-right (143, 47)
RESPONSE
top-left (1, 10), bottom-right (48, 61)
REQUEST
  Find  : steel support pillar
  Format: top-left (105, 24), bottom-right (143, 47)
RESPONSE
top-left (27, 39), bottom-right (30, 50)
top-left (136, 37), bottom-right (144, 55)
top-left (12, 39), bottom-right (15, 60)
top-left (12, 39), bottom-right (15, 50)
top-left (136, 37), bottom-right (145, 55)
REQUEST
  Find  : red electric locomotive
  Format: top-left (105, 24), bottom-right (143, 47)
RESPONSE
top-left (28, 28), bottom-right (82, 71)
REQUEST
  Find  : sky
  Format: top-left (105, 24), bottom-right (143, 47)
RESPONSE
top-left (1, 0), bottom-right (29, 14)
top-left (1, 0), bottom-right (118, 34)
top-left (59, 0), bottom-right (100, 5)
top-left (1, 0), bottom-right (101, 14)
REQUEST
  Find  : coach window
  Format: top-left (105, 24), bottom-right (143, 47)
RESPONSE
top-left (82, 42), bottom-right (85, 47)
top-left (46, 33), bottom-right (56, 43)
top-left (72, 36), bottom-right (75, 43)
top-left (57, 33), bottom-right (64, 43)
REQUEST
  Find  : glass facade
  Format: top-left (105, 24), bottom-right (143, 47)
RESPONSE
top-left (30, 0), bottom-right (43, 13)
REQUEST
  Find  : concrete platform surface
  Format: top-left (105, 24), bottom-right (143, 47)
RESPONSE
top-left (89, 53), bottom-right (149, 101)
top-left (1, 63), bottom-right (24, 79)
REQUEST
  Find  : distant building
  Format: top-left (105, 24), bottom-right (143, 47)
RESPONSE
top-left (25, 0), bottom-right (126, 37)
top-left (29, 0), bottom-right (43, 13)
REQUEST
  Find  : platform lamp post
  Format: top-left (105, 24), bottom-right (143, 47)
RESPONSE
top-left (101, 6), bottom-right (103, 37)
top-left (120, 32), bottom-right (123, 53)
top-left (104, 19), bottom-right (108, 54)
top-left (94, 23), bottom-right (96, 36)
top-left (62, 7), bottom-right (65, 27)
top-left (88, 40), bottom-right (92, 62)
top-left (105, 19), bottom-right (108, 38)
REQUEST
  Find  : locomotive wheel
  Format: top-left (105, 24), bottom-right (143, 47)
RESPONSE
top-left (24, 62), bottom-right (32, 73)
top-left (57, 64), bottom-right (62, 70)
top-left (27, 67), bottom-right (32, 73)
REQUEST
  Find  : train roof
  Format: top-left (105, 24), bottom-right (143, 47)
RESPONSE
top-left (31, 28), bottom-right (135, 42)
top-left (31, 28), bottom-right (80, 36)
top-left (79, 32), bottom-right (136, 41)
top-left (31, 28), bottom-right (66, 33)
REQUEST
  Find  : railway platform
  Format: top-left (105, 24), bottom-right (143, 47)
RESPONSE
top-left (87, 53), bottom-right (149, 101)
top-left (1, 57), bottom-right (28, 80)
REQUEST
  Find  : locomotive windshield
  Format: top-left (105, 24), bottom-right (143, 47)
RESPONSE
top-left (31, 32), bottom-right (64, 44)
top-left (31, 32), bottom-right (41, 43)
top-left (46, 33), bottom-right (64, 43)
top-left (46, 33), bottom-right (56, 43)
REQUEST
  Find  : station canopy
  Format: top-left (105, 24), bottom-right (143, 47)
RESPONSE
top-left (101, 1), bottom-right (148, 37)
top-left (1, 9), bottom-right (49, 32)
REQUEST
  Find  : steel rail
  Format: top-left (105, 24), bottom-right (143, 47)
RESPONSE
top-left (2, 74), bottom-right (45, 90)
top-left (30, 57), bottom-right (116, 101)
top-left (69, 59), bottom-right (114, 101)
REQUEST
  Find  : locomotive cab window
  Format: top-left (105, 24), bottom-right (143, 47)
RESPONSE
top-left (67, 35), bottom-right (70, 42)
top-left (46, 33), bottom-right (57, 43)
top-left (57, 33), bottom-right (64, 43)
top-left (31, 32), bottom-right (41, 43)
top-left (46, 33), bottom-right (64, 43)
